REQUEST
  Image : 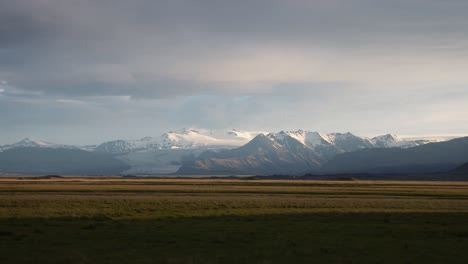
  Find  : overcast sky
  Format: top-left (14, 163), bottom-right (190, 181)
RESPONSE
top-left (1, 0), bottom-right (468, 144)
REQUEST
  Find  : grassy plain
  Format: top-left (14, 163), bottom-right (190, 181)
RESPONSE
top-left (1, 177), bottom-right (468, 263)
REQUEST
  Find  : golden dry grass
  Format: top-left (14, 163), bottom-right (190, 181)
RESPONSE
top-left (1, 178), bottom-right (468, 219)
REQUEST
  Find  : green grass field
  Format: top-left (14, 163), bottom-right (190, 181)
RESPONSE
top-left (1, 178), bottom-right (468, 263)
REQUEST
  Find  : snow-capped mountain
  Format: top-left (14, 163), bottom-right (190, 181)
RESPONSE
top-left (283, 130), bottom-right (333, 147)
top-left (371, 134), bottom-right (405, 148)
top-left (178, 134), bottom-right (323, 175)
top-left (93, 140), bottom-right (141, 153)
top-left (267, 131), bottom-right (415, 158)
top-left (94, 128), bottom-right (264, 154)
top-left (326, 132), bottom-right (375, 151)
top-left (269, 131), bottom-right (386, 152)
top-left (270, 131), bottom-right (446, 152)
top-left (370, 134), bottom-right (450, 148)
top-left (178, 132), bottom-right (464, 175)
top-left (159, 128), bottom-right (247, 149)
top-left (321, 137), bottom-right (468, 174)
top-left (0, 138), bottom-right (75, 152)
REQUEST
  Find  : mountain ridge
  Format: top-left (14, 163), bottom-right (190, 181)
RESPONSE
top-left (0, 129), bottom-right (462, 175)
top-left (322, 137), bottom-right (468, 174)
top-left (1, 130), bottom-right (451, 154)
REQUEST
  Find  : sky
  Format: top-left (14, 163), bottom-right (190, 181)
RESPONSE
top-left (1, 0), bottom-right (468, 145)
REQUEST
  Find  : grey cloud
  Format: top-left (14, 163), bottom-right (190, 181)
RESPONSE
top-left (1, 0), bottom-right (468, 143)
top-left (2, 0), bottom-right (468, 98)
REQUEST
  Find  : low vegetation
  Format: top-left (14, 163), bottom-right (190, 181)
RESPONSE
top-left (1, 178), bottom-right (468, 263)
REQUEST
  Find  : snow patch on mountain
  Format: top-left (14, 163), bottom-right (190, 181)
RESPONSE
top-left (225, 129), bottom-right (265, 141)
top-left (371, 134), bottom-right (447, 148)
top-left (284, 130), bottom-right (333, 147)
top-left (0, 138), bottom-right (75, 152)
top-left (94, 128), bottom-right (264, 154)
top-left (268, 131), bottom-right (373, 152)
top-left (371, 134), bottom-right (405, 148)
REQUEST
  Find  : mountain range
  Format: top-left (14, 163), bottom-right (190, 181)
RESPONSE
top-left (0, 128), bottom-right (462, 175)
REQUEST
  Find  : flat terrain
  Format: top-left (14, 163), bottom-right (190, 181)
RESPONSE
top-left (1, 177), bottom-right (468, 263)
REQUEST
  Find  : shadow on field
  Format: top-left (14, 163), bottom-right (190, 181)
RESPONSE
top-left (1, 212), bottom-right (468, 264)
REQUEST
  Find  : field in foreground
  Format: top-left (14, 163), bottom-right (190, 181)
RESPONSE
top-left (1, 178), bottom-right (468, 263)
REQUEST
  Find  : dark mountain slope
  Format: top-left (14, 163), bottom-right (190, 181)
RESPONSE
top-left (321, 137), bottom-right (468, 174)
top-left (0, 147), bottom-right (130, 175)
top-left (452, 162), bottom-right (468, 174)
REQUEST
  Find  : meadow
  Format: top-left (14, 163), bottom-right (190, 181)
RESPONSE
top-left (1, 177), bottom-right (468, 263)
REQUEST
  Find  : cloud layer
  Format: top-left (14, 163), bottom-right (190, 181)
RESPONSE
top-left (1, 0), bottom-right (468, 144)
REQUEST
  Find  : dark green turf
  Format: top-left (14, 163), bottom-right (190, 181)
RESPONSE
top-left (1, 213), bottom-right (468, 264)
